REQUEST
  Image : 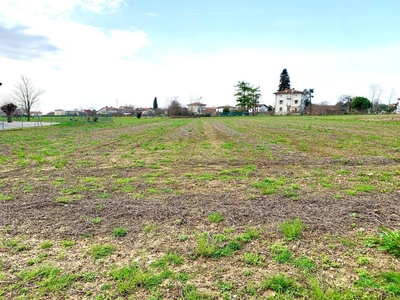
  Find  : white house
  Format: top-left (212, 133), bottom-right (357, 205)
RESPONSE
top-left (273, 88), bottom-right (305, 115)
top-left (395, 98), bottom-right (400, 114)
top-left (97, 106), bottom-right (122, 115)
top-left (187, 102), bottom-right (207, 115)
top-left (54, 109), bottom-right (65, 116)
top-left (216, 106), bottom-right (236, 113)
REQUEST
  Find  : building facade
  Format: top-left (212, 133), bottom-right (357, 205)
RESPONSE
top-left (273, 88), bottom-right (305, 115)
top-left (187, 102), bottom-right (207, 115)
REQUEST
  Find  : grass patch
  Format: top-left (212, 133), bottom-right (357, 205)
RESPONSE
top-left (89, 244), bottom-right (114, 259)
top-left (207, 211), bottom-right (224, 223)
top-left (0, 194), bottom-right (13, 201)
top-left (279, 217), bottom-right (306, 240)
top-left (111, 227), bottom-right (127, 237)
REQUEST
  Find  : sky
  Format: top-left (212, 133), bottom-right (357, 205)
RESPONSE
top-left (0, 0), bottom-right (399, 113)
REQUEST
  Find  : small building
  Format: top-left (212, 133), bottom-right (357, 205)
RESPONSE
top-left (216, 106), bottom-right (236, 113)
top-left (30, 111), bottom-right (42, 116)
top-left (187, 102), bottom-right (207, 115)
top-left (273, 88), bottom-right (305, 115)
top-left (97, 106), bottom-right (123, 115)
top-left (54, 109), bottom-right (65, 116)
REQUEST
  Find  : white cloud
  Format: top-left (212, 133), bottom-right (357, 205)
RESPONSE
top-left (0, 0), bottom-right (125, 20)
top-left (1, 1), bottom-right (399, 112)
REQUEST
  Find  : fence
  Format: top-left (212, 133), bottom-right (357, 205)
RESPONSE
top-left (0, 114), bottom-right (113, 130)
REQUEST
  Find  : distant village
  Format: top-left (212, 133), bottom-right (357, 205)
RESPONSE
top-left (25, 90), bottom-right (400, 118)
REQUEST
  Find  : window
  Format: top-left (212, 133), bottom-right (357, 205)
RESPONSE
top-left (280, 94), bottom-right (283, 98)
top-left (295, 93), bottom-right (298, 97)
top-left (279, 100), bottom-right (283, 104)
top-left (294, 100), bottom-right (298, 104)
top-left (279, 107), bottom-right (282, 111)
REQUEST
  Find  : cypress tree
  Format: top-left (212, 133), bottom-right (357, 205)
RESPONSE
top-left (278, 69), bottom-right (291, 91)
top-left (153, 97), bottom-right (158, 110)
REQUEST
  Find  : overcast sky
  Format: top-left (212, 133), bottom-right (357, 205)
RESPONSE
top-left (0, 0), bottom-right (399, 113)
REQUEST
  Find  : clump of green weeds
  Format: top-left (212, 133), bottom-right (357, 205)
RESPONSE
top-left (61, 240), bottom-right (75, 248)
top-left (269, 242), bottom-right (292, 263)
top-left (150, 252), bottom-right (183, 268)
top-left (194, 232), bottom-right (217, 257)
top-left (234, 227), bottom-right (261, 243)
top-left (243, 252), bottom-right (265, 266)
top-left (194, 232), bottom-right (241, 258)
top-left (110, 262), bottom-right (173, 294)
top-left (377, 226), bottom-right (400, 257)
top-left (207, 211), bottom-right (224, 223)
top-left (40, 241), bottom-right (53, 249)
top-left (294, 256), bottom-right (316, 271)
top-left (262, 273), bottom-right (299, 295)
top-left (91, 217), bottom-right (102, 224)
top-left (90, 244), bottom-right (114, 259)
top-left (0, 194), bottom-right (14, 201)
top-left (279, 217), bottom-right (306, 241)
top-left (112, 227), bottom-right (127, 237)
top-left (252, 177), bottom-right (285, 195)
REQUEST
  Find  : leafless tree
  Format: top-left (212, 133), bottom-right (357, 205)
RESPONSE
top-left (167, 96), bottom-right (192, 117)
top-left (13, 75), bottom-right (44, 121)
top-left (369, 84), bottom-right (383, 111)
top-left (387, 88), bottom-right (396, 104)
top-left (339, 95), bottom-right (353, 113)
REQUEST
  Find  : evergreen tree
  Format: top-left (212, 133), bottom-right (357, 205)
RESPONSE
top-left (234, 81), bottom-right (262, 114)
top-left (153, 97), bottom-right (158, 110)
top-left (249, 86), bottom-right (261, 116)
top-left (351, 96), bottom-right (372, 111)
top-left (234, 81), bottom-right (252, 111)
top-left (278, 69), bottom-right (291, 91)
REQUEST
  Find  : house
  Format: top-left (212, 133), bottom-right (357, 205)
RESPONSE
top-left (249, 104), bottom-right (268, 114)
top-left (30, 111), bottom-right (42, 116)
top-left (273, 88), bottom-right (305, 115)
top-left (216, 106), bottom-right (236, 113)
top-left (54, 109), bottom-right (65, 116)
top-left (119, 105), bottom-right (135, 115)
top-left (97, 106), bottom-right (123, 115)
top-left (187, 102), bottom-right (207, 115)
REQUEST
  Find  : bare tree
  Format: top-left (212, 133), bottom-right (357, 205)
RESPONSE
top-left (339, 95), bottom-right (353, 113)
top-left (369, 84), bottom-right (383, 111)
top-left (13, 75), bottom-right (44, 121)
top-left (387, 88), bottom-right (396, 104)
top-left (1, 103), bottom-right (17, 123)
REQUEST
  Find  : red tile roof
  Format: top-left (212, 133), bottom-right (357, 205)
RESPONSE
top-left (273, 88), bottom-right (303, 94)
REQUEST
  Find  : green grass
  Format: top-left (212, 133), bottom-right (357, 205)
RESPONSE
top-left (377, 226), bottom-right (400, 257)
top-left (89, 244), bottom-right (114, 259)
top-left (0, 194), bottom-right (14, 201)
top-left (262, 273), bottom-right (299, 295)
top-left (111, 227), bottom-right (127, 237)
top-left (40, 241), bottom-right (53, 249)
top-left (91, 217), bottom-right (102, 224)
top-left (61, 240), bottom-right (75, 248)
top-left (2, 116), bottom-right (400, 299)
top-left (243, 252), bottom-right (265, 266)
top-left (207, 211), bottom-right (224, 223)
top-left (269, 242), bottom-right (292, 264)
top-left (279, 217), bottom-right (306, 241)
